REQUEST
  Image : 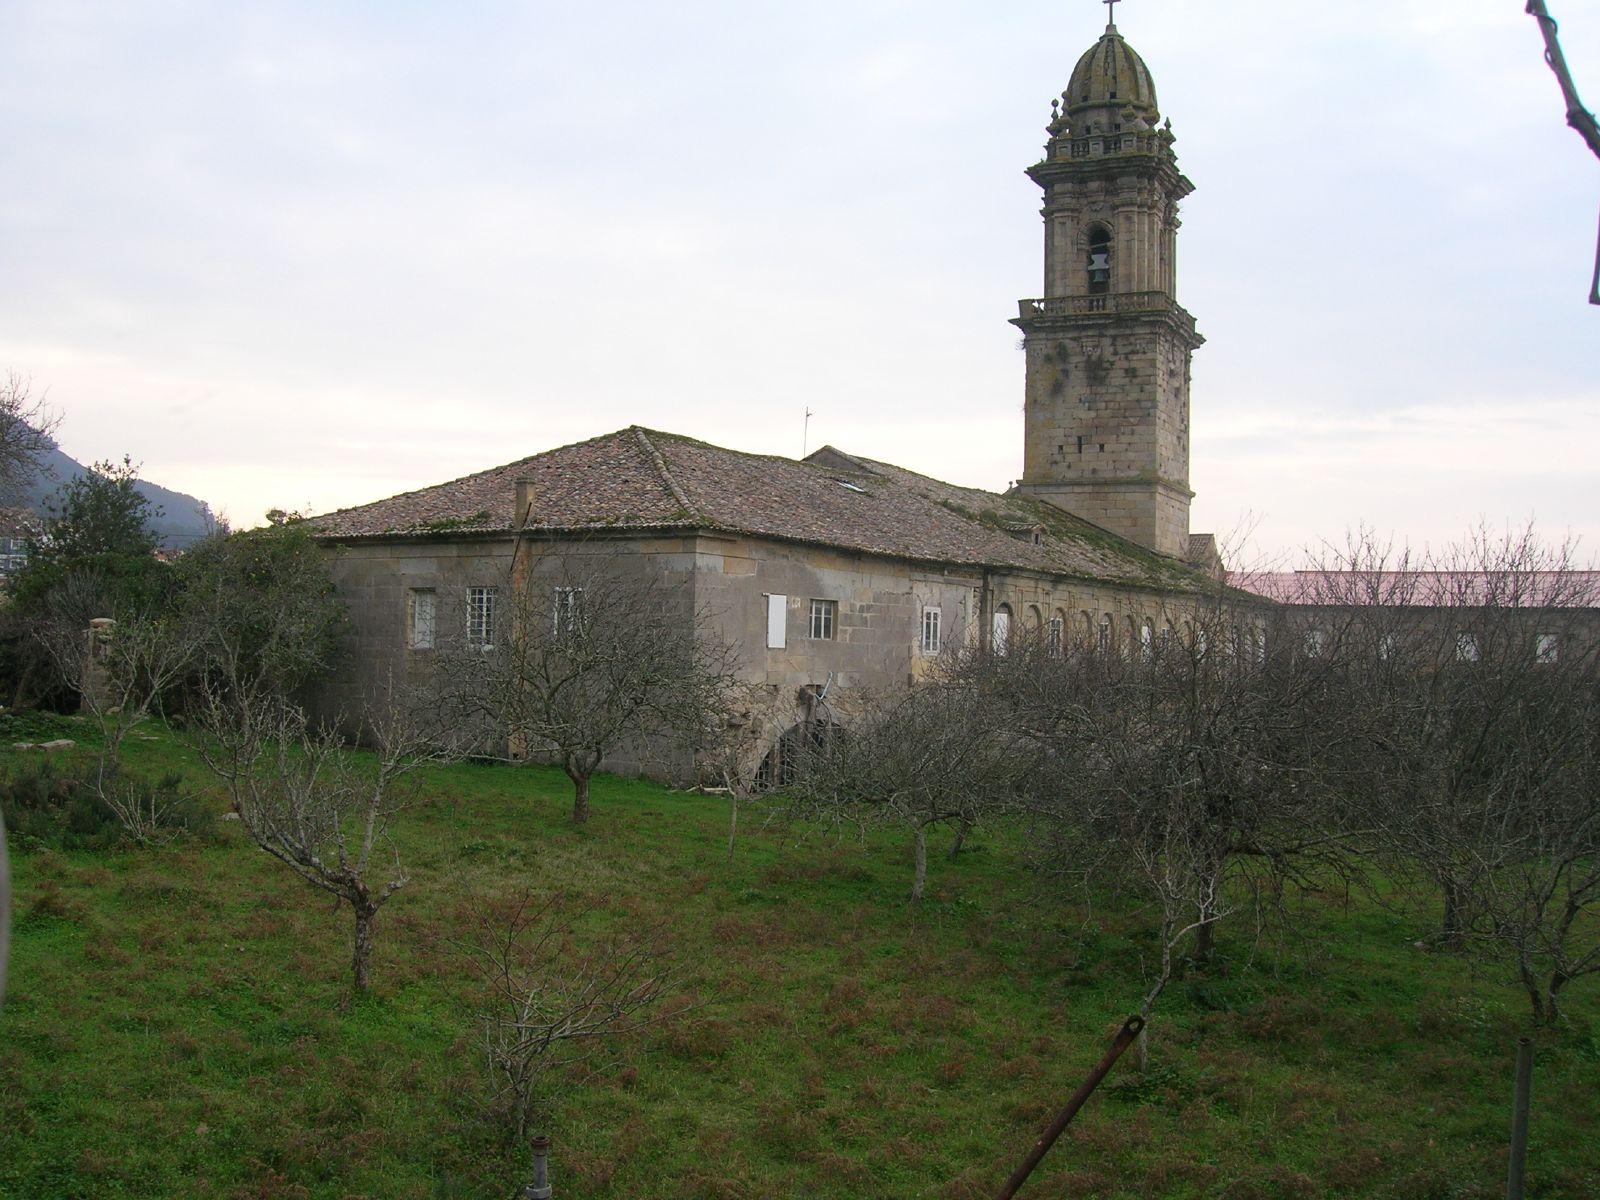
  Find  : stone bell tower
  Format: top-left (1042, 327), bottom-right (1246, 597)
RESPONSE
top-left (1013, 10), bottom-right (1203, 560)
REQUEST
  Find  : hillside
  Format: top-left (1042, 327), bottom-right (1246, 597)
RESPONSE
top-left (20, 443), bottom-right (217, 549)
top-left (1, 719), bottom-right (1596, 1199)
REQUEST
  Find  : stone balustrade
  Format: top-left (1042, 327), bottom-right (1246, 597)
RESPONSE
top-left (1018, 291), bottom-right (1175, 319)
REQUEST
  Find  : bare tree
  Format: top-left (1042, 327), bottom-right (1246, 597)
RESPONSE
top-left (972, 596), bottom-right (1360, 966)
top-left (458, 892), bottom-right (681, 1190)
top-left (1309, 527), bottom-right (1600, 1023)
top-left (685, 678), bottom-right (770, 864)
top-left (432, 546), bottom-right (738, 824)
top-left (194, 690), bottom-right (441, 992)
top-left (40, 579), bottom-right (204, 844)
top-left (0, 373), bottom-right (58, 503)
top-left (785, 680), bottom-right (1037, 903)
top-left (1526, 1), bottom-right (1600, 303)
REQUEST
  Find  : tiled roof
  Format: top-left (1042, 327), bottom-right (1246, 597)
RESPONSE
top-left (311, 427), bottom-right (1218, 592)
top-left (1235, 571), bottom-right (1600, 610)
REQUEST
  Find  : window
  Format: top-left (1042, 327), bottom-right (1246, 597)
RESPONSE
top-left (766, 594), bottom-right (788, 650)
top-left (921, 607), bottom-right (942, 655)
top-left (1139, 620), bottom-right (1155, 660)
top-left (1048, 613), bottom-right (1065, 657)
top-left (1097, 612), bottom-right (1113, 654)
top-left (1455, 632), bottom-right (1480, 663)
top-left (993, 604), bottom-right (1013, 655)
top-left (554, 586), bottom-right (585, 637)
top-left (467, 586), bottom-right (497, 648)
top-left (1087, 224), bottom-right (1112, 295)
top-left (809, 598), bottom-right (837, 641)
top-left (1535, 632), bottom-right (1560, 664)
top-left (407, 588), bottom-right (436, 650)
top-left (1378, 632), bottom-right (1398, 661)
top-left (0, 537), bottom-right (27, 576)
top-left (1303, 627), bottom-right (1325, 658)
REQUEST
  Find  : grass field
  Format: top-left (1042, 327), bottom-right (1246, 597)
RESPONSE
top-left (2, 716), bottom-right (1597, 1199)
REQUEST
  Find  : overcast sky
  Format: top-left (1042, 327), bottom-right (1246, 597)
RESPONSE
top-left (1, 0), bottom-right (1596, 562)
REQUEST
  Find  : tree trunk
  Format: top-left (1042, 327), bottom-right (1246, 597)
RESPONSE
top-left (1540, 970), bottom-right (1569, 1027)
top-left (1439, 878), bottom-right (1465, 949)
top-left (911, 823), bottom-right (928, 905)
top-left (1194, 919), bottom-right (1215, 963)
top-left (947, 818), bottom-right (970, 862)
top-left (352, 903), bottom-right (377, 993)
top-left (567, 762), bottom-right (591, 825)
top-left (726, 795), bottom-right (739, 865)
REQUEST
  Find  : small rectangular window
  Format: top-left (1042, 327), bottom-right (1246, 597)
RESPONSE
top-left (554, 586), bottom-right (585, 637)
top-left (1455, 632), bottom-right (1480, 663)
top-left (1535, 633), bottom-right (1560, 664)
top-left (408, 588), bottom-right (436, 650)
top-left (1303, 628), bottom-right (1325, 658)
top-left (809, 599), bottom-right (837, 641)
top-left (1048, 616), bottom-right (1064, 657)
top-left (920, 607), bottom-right (942, 655)
top-left (766, 594), bottom-right (788, 650)
top-left (467, 586), bottom-right (497, 648)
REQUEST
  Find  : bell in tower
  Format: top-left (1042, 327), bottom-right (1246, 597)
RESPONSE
top-left (1012, 12), bottom-right (1204, 560)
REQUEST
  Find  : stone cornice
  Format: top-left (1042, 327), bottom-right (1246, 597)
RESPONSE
top-left (1011, 295), bottom-right (1204, 349)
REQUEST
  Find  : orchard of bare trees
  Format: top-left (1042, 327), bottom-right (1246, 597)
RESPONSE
top-left (786, 528), bottom-right (1600, 1031)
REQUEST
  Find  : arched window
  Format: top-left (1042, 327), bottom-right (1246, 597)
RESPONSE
top-left (1097, 612), bottom-right (1113, 654)
top-left (993, 604), bottom-right (1013, 655)
top-left (1027, 605), bottom-right (1044, 643)
top-left (1086, 224), bottom-right (1113, 295)
top-left (1139, 619), bottom-right (1155, 660)
top-left (1049, 609), bottom-right (1067, 657)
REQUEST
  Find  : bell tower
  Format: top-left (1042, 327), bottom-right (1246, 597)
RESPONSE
top-left (1013, 10), bottom-right (1203, 559)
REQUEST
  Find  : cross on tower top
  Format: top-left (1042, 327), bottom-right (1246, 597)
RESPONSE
top-left (1104, 0), bottom-right (1121, 29)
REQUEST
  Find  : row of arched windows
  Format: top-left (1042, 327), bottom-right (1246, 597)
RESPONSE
top-left (991, 602), bottom-right (1265, 663)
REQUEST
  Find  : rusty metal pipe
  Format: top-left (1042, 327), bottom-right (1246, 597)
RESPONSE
top-left (994, 1014), bottom-right (1146, 1200)
top-left (522, 1135), bottom-right (552, 1200)
top-left (1508, 1038), bottom-right (1533, 1200)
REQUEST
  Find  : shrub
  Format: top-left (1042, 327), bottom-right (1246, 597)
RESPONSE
top-left (0, 758), bottom-right (208, 851)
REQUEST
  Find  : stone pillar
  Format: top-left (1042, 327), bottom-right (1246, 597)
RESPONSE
top-left (81, 618), bottom-right (115, 713)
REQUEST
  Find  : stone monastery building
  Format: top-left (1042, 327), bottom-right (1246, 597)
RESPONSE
top-left (313, 16), bottom-right (1247, 771)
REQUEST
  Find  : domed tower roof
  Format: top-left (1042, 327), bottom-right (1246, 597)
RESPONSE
top-left (1064, 23), bottom-right (1159, 122)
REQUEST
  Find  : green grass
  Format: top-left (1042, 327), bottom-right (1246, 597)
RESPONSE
top-left (2, 721), bottom-right (1597, 1199)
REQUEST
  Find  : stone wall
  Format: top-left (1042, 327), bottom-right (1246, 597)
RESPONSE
top-left (318, 530), bottom-right (1256, 786)
top-left (1018, 308), bottom-right (1197, 558)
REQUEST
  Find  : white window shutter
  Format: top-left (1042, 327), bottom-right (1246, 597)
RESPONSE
top-left (767, 594), bottom-right (787, 649)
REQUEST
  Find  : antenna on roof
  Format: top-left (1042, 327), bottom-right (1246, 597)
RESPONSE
top-left (802, 408), bottom-right (815, 458)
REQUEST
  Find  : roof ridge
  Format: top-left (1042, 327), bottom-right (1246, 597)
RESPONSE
top-left (632, 428), bottom-right (696, 518)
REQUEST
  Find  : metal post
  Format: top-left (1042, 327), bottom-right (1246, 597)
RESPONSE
top-left (994, 1015), bottom-right (1146, 1200)
top-left (522, 1135), bottom-right (551, 1200)
top-left (1508, 1038), bottom-right (1533, 1200)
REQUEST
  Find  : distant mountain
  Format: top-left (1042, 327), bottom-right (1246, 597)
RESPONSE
top-left (20, 444), bottom-right (218, 549)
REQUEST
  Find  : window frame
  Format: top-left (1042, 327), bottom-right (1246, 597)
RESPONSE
top-left (1535, 632), bottom-right (1560, 665)
top-left (407, 587), bottom-right (437, 651)
top-left (466, 585), bottom-right (498, 649)
top-left (808, 598), bottom-right (837, 641)
top-left (553, 586), bottom-right (586, 637)
top-left (920, 606), bottom-right (942, 656)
